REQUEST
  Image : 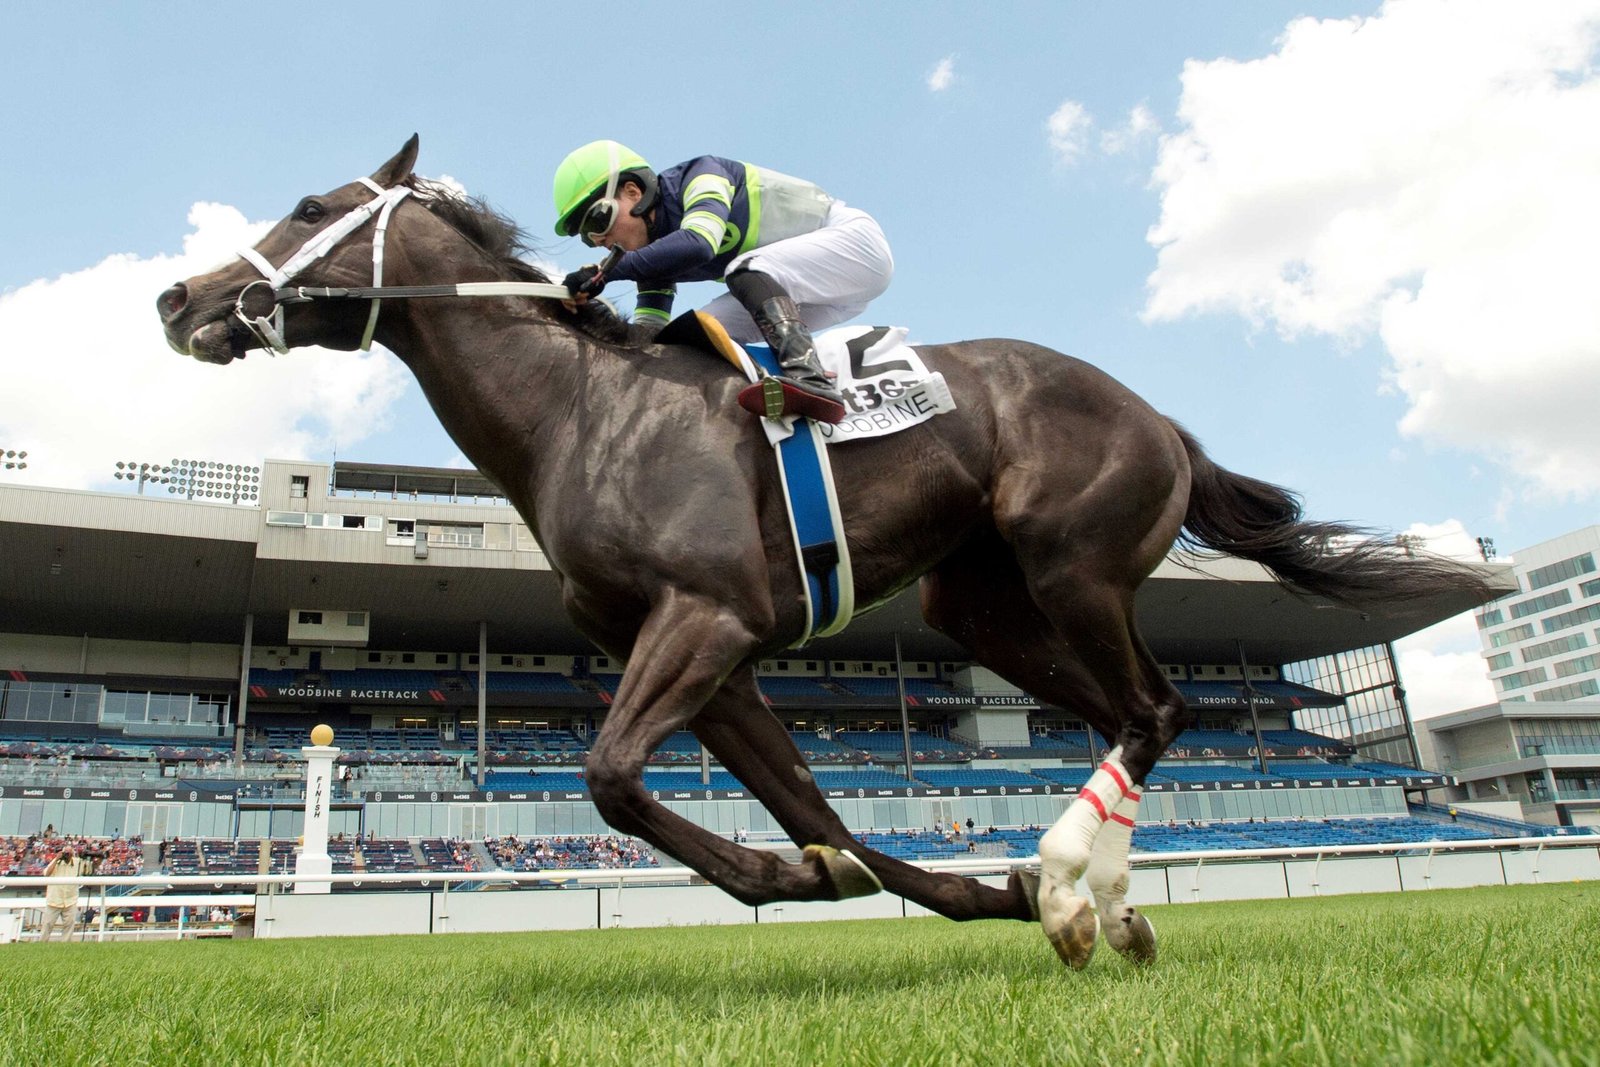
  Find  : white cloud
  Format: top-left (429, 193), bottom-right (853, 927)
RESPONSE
top-left (1143, 0), bottom-right (1600, 496)
top-left (1045, 100), bottom-right (1093, 166)
top-left (1391, 519), bottom-right (1498, 718)
top-left (927, 55), bottom-right (956, 93)
top-left (0, 202), bottom-right (410, 492)
top-left (1101, 104), bottom-right (1160, 155)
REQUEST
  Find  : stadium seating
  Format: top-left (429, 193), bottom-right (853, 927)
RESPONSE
top-left (640, 771), bottom-right (747, 791)
top-left (1261, 728), bottom-right (1350, 750)
top-left (417, 838), bottom-right (477, 872)
top-left (755, 676), bottom-right (841, 698)
top-left (1170, 729), bottom-right (1253, 753)
top-left (1354, 762), bottom-right (1439, 779)
top-left (482, 771), bottom-right (590, 792)
top-left (483, 834), bottom-right (658, 871)
top-left (1027, 766), bottom-right (1096, 788)
top-left (914, 769), bottom-right (1048, 788)
top-left (482, 672), bottom-right (581, 694)
top-left (360, 840), bottom-right (419, 873)
top-left (1130, 816), bottom-right (1487, 852)
top-left (1147, 764), bottom-right (1279, 783)
top-left (829, 677), bottom-right (960, 699)
top-left (811, 770), bottom-right (918, 790)
top-left (855, 830), bottom-right (974, 861)
top-left (1270, 762), bottom-right (1381, 780)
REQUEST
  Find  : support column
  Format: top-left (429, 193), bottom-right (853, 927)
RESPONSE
top-left (294, 725), bottom-right (339, 894)
top-left (1237, 640), bottom-right (1269, 775)
top-left (477, 622), bottom-right (488, 789)
top-left (1386, 641), bottom-right (1429, 806)
top-left (234, 613), bottom-right (254, 765)
top-left (895, 633), bottom-right (915, 784)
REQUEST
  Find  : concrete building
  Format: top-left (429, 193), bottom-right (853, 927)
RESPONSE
top-left (1419, 701), bottom-right (1600, 827)
top-left (1474, 525), bottom-right (1600, 703)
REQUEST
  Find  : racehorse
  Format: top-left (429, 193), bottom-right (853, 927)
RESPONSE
top-left (156, 137), bottom-right (1487, 970)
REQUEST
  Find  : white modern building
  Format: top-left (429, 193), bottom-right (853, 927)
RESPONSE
top-left (1474, 526), bottom-right (1600, 703)
top-left (1423, 526), bottom-right (1600, 826)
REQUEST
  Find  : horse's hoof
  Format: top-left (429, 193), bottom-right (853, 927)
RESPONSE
top-left (803, 844), bottom-right (883, 899)
top-left (1040, 888), bottom-right (1099, 971)
top-left (1103, 907), bottom-right (1158, 965)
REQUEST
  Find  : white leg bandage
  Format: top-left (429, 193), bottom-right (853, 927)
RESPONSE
top-left (1086, 788), bottom-right (1141, 906)
top-left (1039, 750), bottom-right (1134, 886)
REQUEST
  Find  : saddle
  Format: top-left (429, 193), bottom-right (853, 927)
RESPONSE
top-left (655, 311), bottom-right (843, 423)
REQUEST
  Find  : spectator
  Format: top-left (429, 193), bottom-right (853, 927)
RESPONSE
top-left (40, 846), bottom-right (89, 941)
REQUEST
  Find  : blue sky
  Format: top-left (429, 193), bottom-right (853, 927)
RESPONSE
top-left (4, 1), bottom-right (1599, 714)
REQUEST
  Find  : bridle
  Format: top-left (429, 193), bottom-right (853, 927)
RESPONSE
top-left (233, 176), bottom-right (593, 355)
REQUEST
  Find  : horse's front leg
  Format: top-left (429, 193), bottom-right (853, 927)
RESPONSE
top-left (580, 587), bottom-right (836, 906)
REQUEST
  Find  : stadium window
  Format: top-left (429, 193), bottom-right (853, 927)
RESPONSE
top-left (290, 475), bottom-right (309, 499)
top-left (297, 611), bottom-right (323, 625)
top-left (347, 612), bottom-right (366, 627)
top-left (1509, 589), bottom-right (1573, 620)
top-left (533, 656), bottom-right (545, 666)
top-left (1526, 552), bottom-right (1596, 591)
top-left (500, 656), bottom-right (514, 666)
top-left (435, 654), bottom-right (450, 665)
top-left (401, 653), bottom-right (415, 664)
top-left (341, 515), bottom-right (366, 529)
top-left (466, 655), bottom-right (478, 666)
top-left (367, 652), bottom-right (382, 663)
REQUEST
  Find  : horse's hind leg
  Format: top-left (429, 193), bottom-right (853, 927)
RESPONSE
top-left (923, 539), bottom-right (1183, 967)
top-left (693, 670), bottom-right (1037, 922)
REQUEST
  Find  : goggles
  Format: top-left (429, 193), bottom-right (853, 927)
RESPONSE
top-left (576, 141), bottom-right (622, 247)
top-left (578, 196), bottom-right (621, 247)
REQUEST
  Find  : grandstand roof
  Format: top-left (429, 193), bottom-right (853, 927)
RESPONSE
top-left (0, 465), bottom-right (1514, 664)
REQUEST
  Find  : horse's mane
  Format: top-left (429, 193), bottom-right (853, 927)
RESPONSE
top-left (402, 177), bottom-right (632, 345)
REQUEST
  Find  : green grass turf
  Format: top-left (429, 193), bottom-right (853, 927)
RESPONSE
top-left (1, 882), bottom-right (1596, 1066)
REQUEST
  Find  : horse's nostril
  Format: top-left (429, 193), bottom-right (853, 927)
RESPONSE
top-left (158, 283), bottom-right (188, 319)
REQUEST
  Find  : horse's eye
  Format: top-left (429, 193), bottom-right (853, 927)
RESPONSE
top-left (298, 199), bottom-right (326, 222)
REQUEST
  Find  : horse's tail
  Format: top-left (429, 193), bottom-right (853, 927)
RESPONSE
top-left (1170, 421), bottom-right (1493, 604)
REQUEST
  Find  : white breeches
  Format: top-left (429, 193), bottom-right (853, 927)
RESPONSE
top-left (701, 202), bottom-right (894, 342)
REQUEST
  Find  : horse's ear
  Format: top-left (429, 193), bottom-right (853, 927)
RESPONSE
top-left (371, 135), bottom-right (420, 188)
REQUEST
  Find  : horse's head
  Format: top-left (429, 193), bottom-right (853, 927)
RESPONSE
top-left (157, 136), bottom-right (421, 364)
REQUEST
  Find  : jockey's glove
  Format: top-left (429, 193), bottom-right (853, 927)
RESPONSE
top-left (563, 265), bottom-right (607, 300)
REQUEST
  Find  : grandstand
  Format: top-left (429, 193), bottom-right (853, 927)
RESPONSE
top-left (0, 456), bottom-right (1528, 876)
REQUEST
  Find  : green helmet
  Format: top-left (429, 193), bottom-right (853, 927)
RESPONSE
top-left (552, 139), bottom-right (654, 237)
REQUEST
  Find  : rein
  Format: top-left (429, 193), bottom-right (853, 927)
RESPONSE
top-left (234, 177), bottom-right (616, 354)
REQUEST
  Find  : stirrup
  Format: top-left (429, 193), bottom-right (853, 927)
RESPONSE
top-left (738, 375), bottom-right (846, 424)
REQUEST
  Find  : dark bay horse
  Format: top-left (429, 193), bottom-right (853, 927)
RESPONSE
top-left (156, 137), bottom-right (1486, 969)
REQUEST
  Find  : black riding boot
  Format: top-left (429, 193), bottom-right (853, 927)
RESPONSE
top-left (749, 294), bottom-right (844, 406)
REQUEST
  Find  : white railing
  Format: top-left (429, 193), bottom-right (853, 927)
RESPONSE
top-left (2, 834), bottom-right (1592, 893)
top-left (3, 835), bottom-right (1595, 940)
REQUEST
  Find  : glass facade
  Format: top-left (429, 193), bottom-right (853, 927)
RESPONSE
top-left (1526, 552), bottom-right (1594, 591)
top-left (1509, 589), bottom-right (1572, 620)
top-left (1283, 644), bottom-right (1404, 746)
top-left (0, 681), bottom-right (103, 723)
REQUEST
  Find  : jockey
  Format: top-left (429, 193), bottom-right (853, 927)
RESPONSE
top-left (552, 140), bottom-right (893, 421)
